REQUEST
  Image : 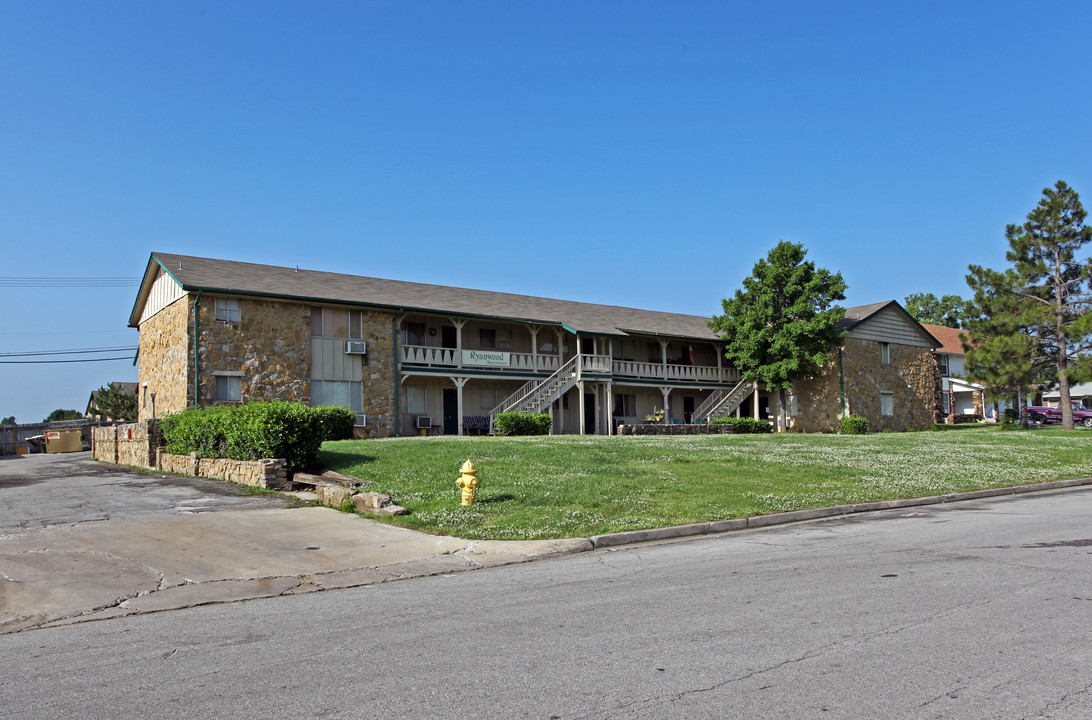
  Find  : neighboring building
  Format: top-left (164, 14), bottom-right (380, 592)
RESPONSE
top-left (128, 253), bottom-right (938, 436)
top-left (1041, 382), bottom-right (1092, 409)
top-left (919, 323), bottom-right (1017, 422)
top-left (86, 382), bottom-right (139, 421)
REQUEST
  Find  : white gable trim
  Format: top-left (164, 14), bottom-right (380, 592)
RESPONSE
top-left (138, 267), bottom-right (186, 325)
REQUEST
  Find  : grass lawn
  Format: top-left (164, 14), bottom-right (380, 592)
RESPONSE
top-left (317, 426), bottom-right (1092, 541)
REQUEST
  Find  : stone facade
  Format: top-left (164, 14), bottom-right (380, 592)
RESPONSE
top-left (197, 297), bottom-right (311, 407)
top-left (137, 297), bottom-right (191, 421)
top-left (791, 338), bottom-right (936, 432)
top-left (358, 309), bottom-right (397, 438)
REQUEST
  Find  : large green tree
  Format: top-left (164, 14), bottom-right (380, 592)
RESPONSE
top-left (965, 180), bottom-right (1092, 430)
top-left (1, 416), bottom-right (15, 425)
top-left (903, 292), bottom-right (975, 328)
top-left (710, 241), bottom-right (847, 426)
top-left (44, 409), bottom-right (83, 423)
top-left (89, 383), bottom-right (138, 421)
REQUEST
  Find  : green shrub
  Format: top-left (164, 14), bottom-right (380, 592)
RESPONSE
top-left (494, 412), bottom-right (551, 436)
top-left (160, 401), bottom-right (323, 472)
top-left (840, 416), bottom-right (869, 435)
top-left (709, 417), bottom-right (773, 434)
top-left (313, 405), bottom-right (356, 441)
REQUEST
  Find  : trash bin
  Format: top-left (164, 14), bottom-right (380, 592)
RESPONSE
top-left (45, 429), bottom-right (83, 453)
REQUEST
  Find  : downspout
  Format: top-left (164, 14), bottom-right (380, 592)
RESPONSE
top-left (193, 291), bottom-right (203, 408)
top-left (838, 342), bottom-right (846, 418)
top-left (393, 310), bottom-right (404, 437)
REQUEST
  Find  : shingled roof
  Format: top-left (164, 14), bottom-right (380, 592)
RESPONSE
top-left (132, 252), bottom-right (913, 345)
top-left (133, 252), bottom-right (723, 340)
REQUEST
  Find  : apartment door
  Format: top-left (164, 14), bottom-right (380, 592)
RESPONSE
top-left (441, 326), bottom-right (457, 349)
top-left (584, 393), bottom-right (596, 435)
top-left (443, 388), bottom-right (458, 434)
top-left (683, 396), bottom-right (695, 423)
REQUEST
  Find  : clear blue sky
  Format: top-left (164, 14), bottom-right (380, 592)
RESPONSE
top-left (3, 1), bottom-right (1091, 424)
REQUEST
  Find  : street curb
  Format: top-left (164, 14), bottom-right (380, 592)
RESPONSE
top-left (587, 477), bottom-right (1092, 549)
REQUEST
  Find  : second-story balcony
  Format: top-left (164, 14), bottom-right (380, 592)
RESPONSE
top-left (400, 344), bottom-right (736, 385)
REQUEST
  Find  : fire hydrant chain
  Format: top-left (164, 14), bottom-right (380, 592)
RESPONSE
top-left (455, 459), bottom-right (480, 505)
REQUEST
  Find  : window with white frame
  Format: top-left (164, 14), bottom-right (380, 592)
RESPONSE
top-left (405, 386), bottom-right (426, 414)
top-left (881, 342), bottom-right (891, 365)
top-left (311, 308), bottom-right (363, 339)
top-left (943, 392), bottom-right (951, 415)
top-left (311, 380), bottom-right (362, 412)
top-left (215, 298), bottom-right (241, 323)
top-left (215, 375), bottom-right (241, 402)
top-left (880, 391), bottom-right (894, 416)
top-left (937, 354), bottom-right (949, 375)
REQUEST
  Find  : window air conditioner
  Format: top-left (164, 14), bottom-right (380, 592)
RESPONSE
top-left (354, 414), bottom-right (367, 427)
top-left (416, 416), bottom-right (432, 429)
top-left (345, 341), bottom-right (367, 355)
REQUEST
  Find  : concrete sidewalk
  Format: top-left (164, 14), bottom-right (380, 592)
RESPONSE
top-left (0, 504), bottom-right (589, 633)
top-left (3, 452), bottom-right (1089, 635)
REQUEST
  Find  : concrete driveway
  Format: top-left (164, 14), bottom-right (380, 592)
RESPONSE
top-left (0, 453), bottom-right (587, 633)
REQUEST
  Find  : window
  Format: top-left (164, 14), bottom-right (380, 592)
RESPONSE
top-left (311, 380), bottom-right (362, 412)
top-left (404, 322), bottom-right (426, 346)
top-left (881, 342), bottom-right (891, 365)
top-left (937, 354), bottom-right (949, 375)
top-left (311, 308), bottom-right (363, 339)
top-left (613, 394), bottom-right (636, 417)
top-left (405, 386), bottom-right (426, 414)
top-left (215, 376), bottom-right (241, 402)
top-left (619, 339), bottom-right (635, 361)
top-left (479, 328), bottom-right (496, 348)
top-left (215, 298), bottom-right (241, 323)
top-left (880, 392), bottom-right (894, 416)
top-left (943, 392), bottom-right (951, 415)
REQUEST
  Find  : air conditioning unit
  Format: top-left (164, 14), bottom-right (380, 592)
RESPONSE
top-left (354, 414), bottom-right (367, 427)
top-left (416, 416), bottom-right (432, 429)
top-left (345, 341), bottom-right (367, 355)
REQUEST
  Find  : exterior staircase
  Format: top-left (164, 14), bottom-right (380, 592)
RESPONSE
top-left (488, 357), bottom-right (580, 431)
top-left (692, 378), bottom-right (757, 422)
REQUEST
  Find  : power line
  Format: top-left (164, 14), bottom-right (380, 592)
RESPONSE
top-left (0, 276), bottom-right (140, 287)
top-left (0, 356), bottom-right (135, 364)
top-left (0, 346), bottom-right (137, 358)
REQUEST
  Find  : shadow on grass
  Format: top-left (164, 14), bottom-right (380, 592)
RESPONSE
top-left (478, 493), bottom-right (516, 504)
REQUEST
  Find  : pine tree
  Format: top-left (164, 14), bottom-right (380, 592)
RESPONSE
top-left (90, 383), bottom-right (138, 421)
top-left (965, 181), bottom-right (1092, 429)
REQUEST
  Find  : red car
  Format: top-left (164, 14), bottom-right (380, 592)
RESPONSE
top-left (1027, 402), bottom-right (1092, 427)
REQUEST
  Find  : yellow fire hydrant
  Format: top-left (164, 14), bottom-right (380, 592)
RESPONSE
top-left (455, 459), bottom-right (480, 505)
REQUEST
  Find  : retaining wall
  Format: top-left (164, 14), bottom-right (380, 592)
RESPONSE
top-left (156, 451), bottom-right (287, 489)
top-left (92, 421), bottom-right (161, 468)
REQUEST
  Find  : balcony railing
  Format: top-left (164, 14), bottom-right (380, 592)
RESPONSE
top-left (612, 360), bottom-right (739, 384)
top-left (400, 345), bottom-right (562, 373)
top-left (399, 344), bottom-right (736, 384)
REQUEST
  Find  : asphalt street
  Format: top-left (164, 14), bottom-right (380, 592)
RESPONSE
top-left (3, 486), bottom-right (1090, 719)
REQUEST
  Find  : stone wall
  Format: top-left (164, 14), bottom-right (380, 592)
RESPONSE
top-left (791, 338), bottom-right (936, 432)
top-left (617, 423), bottom-right (735, 435)
top-left (197, 297), bottom-right (311, 406)
top-left (156, 451), bottom-right (287, 489)
top-left (359, 309), bottom-right (397, 438)
top-left (137, 296), bottom-right (192, 421)
top-left (92, 421), bottom-right (161, 468)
